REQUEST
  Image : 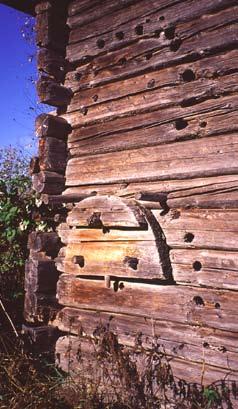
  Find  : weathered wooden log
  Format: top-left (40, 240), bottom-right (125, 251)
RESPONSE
top-left (55, 241), bottom-right (169, 280)
top-left (32, 171), bottom-right (65, 194)
top-left (54, 307), bottom-right (238, 372)
top-left (66, 134), bottom-right (238, 186)
top-left (35, 113), bottom-right (71, 139)
top-left (24, 258), bottom-right (60, 293)
top-left (38, 137), bottom-right (67, 173)
top-left (37, 48), bottom-right (66, 83)
top-left (28, 231), bottom-right (61, 257)
top-left (67, 0), bottom-right (237, 64)
top-left (57, 276), bottom-right (238, 333)
top-left (36, 1), bottom-right (69, 53)
top-left (24, 291), bottom-right (59, 324)
top-left (29, 156), bottom-right (40, 175)
top-left (63, 175), bottom-right (238, 210)
top-left (65, 71), bottom-right (238, 129)
top-left (171, 249), bottom-right (238, 290)
top-left (41, 192), bottom-right (96, 205)
top-left (37, 76), bottom-right (73, 107)
top-left (55, 334), bottom-right (238, 387)
top-left (22, 324), bottom-right (60, 352)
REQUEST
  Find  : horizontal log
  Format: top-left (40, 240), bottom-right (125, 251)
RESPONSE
top-left (171, 249), bottom-right (238, 290)
top-left (37, 48), bottom-right (66, 83)
top-left (55, 241), bottom-right (168, 280)
top-left (57, 223), bottom-right (155, 243)
top-left (66, 134), bottom-right (238, 186)
top-left (37, 76), bottom-right (73, 107)
top-left (62, 175), bottom-right (238, 201)
top-left (68, 109), bottom-right (238, 161)
top-left (67, 3), bottom-right (238, 66)
top-left (55, 307), bottom-right (238, 371)
top-left (55, 334), bottom-right (238, 386)
top-left (28, 231), bottom-right (61, 257)
top-left (65, 72), bottom-right (238, 129)
top-left (32, 171), bottom-right (65, 194)
top-left (41, 192), bottom-right (96, 205)
top-left (38, 137), bottom-right (67, 174)
top-left (35, 113), bottom-right (71, 139)
top-left (65, 21), bottom-right (238, 90)
top-left (57, 276), bottom-right (238, 332)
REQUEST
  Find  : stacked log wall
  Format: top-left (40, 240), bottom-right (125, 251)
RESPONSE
top-left (27, 0), bottom-right (238, 390)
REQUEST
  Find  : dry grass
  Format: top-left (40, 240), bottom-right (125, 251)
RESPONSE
top-left (0, 329), bottom-right (236, 409)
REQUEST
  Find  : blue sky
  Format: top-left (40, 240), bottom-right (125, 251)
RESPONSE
top-left (0, 4), bottom-right (41, 153)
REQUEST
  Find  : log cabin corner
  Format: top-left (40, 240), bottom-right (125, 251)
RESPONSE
top-left (1, 0), bottom-right (238, 397)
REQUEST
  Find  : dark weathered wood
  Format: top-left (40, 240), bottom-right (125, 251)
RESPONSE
top-left (35, 113), bottom-right (71, 139)
top-left (24, 258), bottom-right (60, 293)
top-left (24, 291), bottom-right (58, 324)
top-left (32, 171), bottom-right (65, 194)
top-left (37, 48), bottom-right (66, 83)
top-left (65, 72), bottom-right (238, 128)
top-left (65, 93), bottom-right (238, 151)
top-left (36, 2), bottom-right (69, 53)
top-left (37, 76), bottom-right (73, 107)
top-left (22, 325), bottom-right (60, 352)
top-left (38, 137), bottom-right (67, 173)
top-left (55, 334), bottom-right (238, 386)
top-left (66, 135), bottom-right (238, 186)
top-left (28, 231), bottom-right (61, 257)
top-left (65, 21), bottom-right (238, 90)
top-left (67, 2), bottom-right (238, 65)
top-left (57, 275), bottom-right (238, 332)
top-left (55, 307), bottom-right (238, 371)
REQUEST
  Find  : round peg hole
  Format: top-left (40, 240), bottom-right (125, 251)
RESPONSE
top-left (175, 118), bottom-right (188, 130)
top-left (115, 31), bottom-right (124, 40)
top-left (170, 38), bottom-right (182, 52)
top-left (135, 24), bottom-right (144, 35)
top-left (184, 232), bottom-right (194, 243)
top-left (215, 302), bottom-right (221, 309)
top-left (200, 121), bottom-right (207, 128)
top-left (159, 16), bottom-right (165, 21)
top-left (182, 69), bottom-right (195, 82)
top-left (193, 261), bottom-right (202, 271)
top-left (97, 39), bottom-right (105, 49)
top-left (92, 94), bottom-right (98, 102)
top-left (164, 26), bottom-right (175, 40)
top-left (193, 296), bottom-right (205, 306)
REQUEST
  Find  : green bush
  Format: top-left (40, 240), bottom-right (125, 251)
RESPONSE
top-left (0, 146), bottom-right (37, 313)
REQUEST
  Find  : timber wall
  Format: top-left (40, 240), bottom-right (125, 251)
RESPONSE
top-left (25, 0), bottom-right (238, 389)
